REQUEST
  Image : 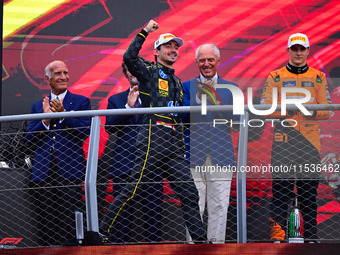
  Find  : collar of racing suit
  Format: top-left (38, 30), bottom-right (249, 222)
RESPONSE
top-left (286, 63), bottom-right (309, 74)
top-left (156, 62), bottom-right (175, 75)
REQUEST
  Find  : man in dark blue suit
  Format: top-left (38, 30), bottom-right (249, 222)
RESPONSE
top-left (104, 60), bottom-right (163, 243)
top-left (26, 60), bottom-right (91, 246)
top-left (183, 44), bottom-right (239, 243)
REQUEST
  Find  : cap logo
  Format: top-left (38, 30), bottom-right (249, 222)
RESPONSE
top-left (155, 33), bottom-right (183, 49)
top-left (162, 34), bottom-right (175, 40)
top-left (290, 36), bottom-right (306, 43)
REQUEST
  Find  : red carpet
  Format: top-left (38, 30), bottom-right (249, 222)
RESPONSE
top-left (1, 243), bottom-right (340, 255)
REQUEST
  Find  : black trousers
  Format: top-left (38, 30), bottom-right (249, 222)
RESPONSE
top-left (101, 124), bottom-right (206, 242)
top-left (108, 173), bottom-right (163, 243)
top-left (31, 153), bottom-right (84, 246)
top-left (271, 124), bottom-right (320, 240)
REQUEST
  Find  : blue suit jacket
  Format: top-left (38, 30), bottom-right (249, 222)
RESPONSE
top-left (26, 92), bottom-right (91, 181)
top-left (105, 89), bottom-right (142, 176)
top-left (183, 76), bottom-right (240, 167)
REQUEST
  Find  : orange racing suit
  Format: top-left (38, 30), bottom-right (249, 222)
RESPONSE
top-left (261, 63), bottom-right (331, 152)
top-left (261, 63), bottom-right (332, 241)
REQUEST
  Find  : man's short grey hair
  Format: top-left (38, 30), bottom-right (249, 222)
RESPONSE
top-left (195, 44), bottom-right (220, 60)
top-left (196, 43), bottom-right (221, 60)
top-left (45, 63), bottom-right (53, 79)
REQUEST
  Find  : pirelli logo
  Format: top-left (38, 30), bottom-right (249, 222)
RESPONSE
top-left (162, 34), bottom-right (175, 40)
top-left (290, 36), bottom-right (306, 43)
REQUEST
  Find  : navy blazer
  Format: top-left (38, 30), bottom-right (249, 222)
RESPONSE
top-left (105, 89), bottom-right (142, 176)
top-left (26, 92), bottom-right (91, 181)
top-left (183, 76), bottom-right (240, 167)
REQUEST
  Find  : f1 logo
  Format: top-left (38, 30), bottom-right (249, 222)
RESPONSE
top-left (0, 237), bottom-right (23, 245)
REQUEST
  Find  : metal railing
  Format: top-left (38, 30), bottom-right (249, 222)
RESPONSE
top-left (0, 104), bottom-right (339, 247)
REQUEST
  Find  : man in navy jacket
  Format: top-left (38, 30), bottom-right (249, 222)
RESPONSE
top-left (183, 44), bottom-right (239, 243)
top-left (26, 60), bottom-right (91, 245)
top-left (104, 61), bottom-right (162, 243)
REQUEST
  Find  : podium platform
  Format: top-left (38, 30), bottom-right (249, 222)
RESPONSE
top-left (1, 243), bottom-right (340, 255)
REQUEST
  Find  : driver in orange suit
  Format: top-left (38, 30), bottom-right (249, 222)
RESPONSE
top-left (261, 33), bottom-right (331, 242)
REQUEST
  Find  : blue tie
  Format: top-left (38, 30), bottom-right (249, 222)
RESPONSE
top-left (134, 98), bottom-right (141, 122)
top-left (52, 96), bottom-right (60, 151)
top-left (134, 98), bottom-right (140, 108)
